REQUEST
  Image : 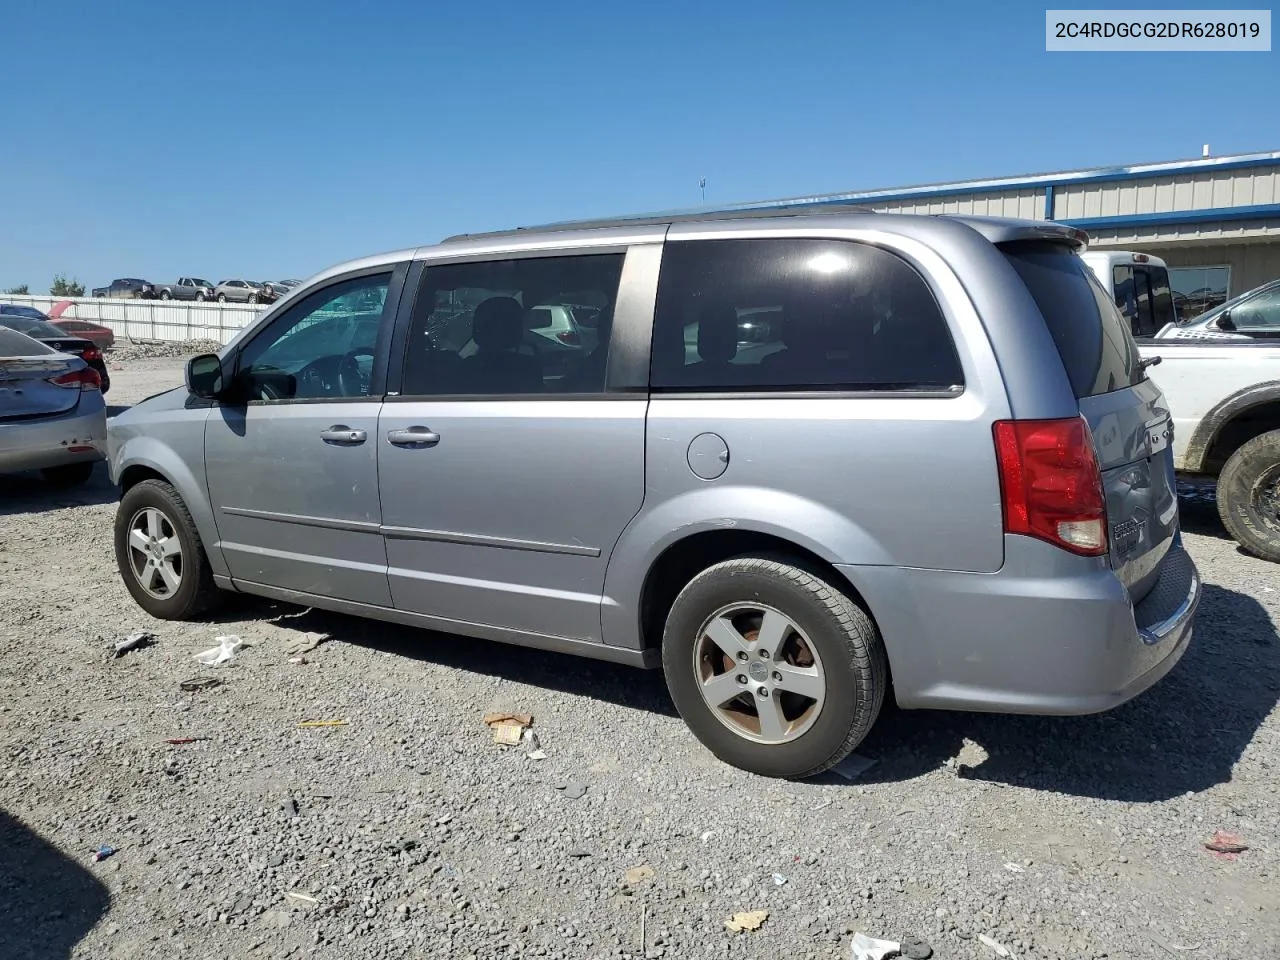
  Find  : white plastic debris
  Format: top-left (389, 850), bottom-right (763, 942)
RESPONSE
top-left (771, 872), bottom-right (788, 886)
top-left (979, 933), bottom-right (1012, 957)
top-left (851, 932), bottom-right (901, 960)
top-left (522, 728), bottom-right (546, 761)
top-left (193, 635), bottom-right (244, 666)
top-left (1003, 862), bottom-right (1025, 874)
top-left (832, 752), bottom-right (878, 781)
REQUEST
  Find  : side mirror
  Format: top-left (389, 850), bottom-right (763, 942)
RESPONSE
top-left (1217, 311), bottom-right (1236, 331)
top-left (186, 353), bottom-right (225, 399)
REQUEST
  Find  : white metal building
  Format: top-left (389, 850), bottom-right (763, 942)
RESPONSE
top-left (722, 150), bottom-right (1280, 319)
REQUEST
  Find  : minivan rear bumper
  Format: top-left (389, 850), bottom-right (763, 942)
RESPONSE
top-left (839, 536), bottom-right (1200, 715)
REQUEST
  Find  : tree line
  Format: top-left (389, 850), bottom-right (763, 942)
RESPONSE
top-left (4, 275), bottom-right (87, 297)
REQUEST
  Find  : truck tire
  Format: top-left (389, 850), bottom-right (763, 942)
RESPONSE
top-left (160, 289), bottom-right (172, 300)
top-left (1217, 428), bottom-right (1280, 563)
top-left (662, 554), bottom-right (887, 779)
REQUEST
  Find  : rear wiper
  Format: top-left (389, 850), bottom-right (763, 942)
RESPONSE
top-left (1139, 355), bottom-right (1163, 372)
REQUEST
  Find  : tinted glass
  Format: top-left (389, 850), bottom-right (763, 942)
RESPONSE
top-left (1148, 266), bottom-right (1177, 328)
top-left (650, 239), bottom-right (963, 391)
top-left (402, 253), bottom-right (624, 396)
top-left (0, 317), bottom-right (68, 338)
top-left (1132, 268), bottom-right (1156, 336)
top-left (237, 273), bottom-right (392, 400)
top-left (1232, 288), bottom-right (1280, 329)
top-left (1111, 265), bottom-right (1136, 331)
top-left (1001, 243), bottom-right (1142, 398)
top-left (0, 328), bottom-right (56, 355)
top-left (0, 304), bottom-right (50, 321)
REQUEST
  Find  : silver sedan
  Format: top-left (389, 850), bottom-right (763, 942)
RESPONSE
top-left (0, 328), bottom-right (106, 486)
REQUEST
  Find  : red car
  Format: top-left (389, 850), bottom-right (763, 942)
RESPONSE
top-left (45, 302), bottom-right (116, 349)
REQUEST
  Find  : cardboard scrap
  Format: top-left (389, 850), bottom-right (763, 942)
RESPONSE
top-left (483, 712), bottom-right (532, 745)
top-left (724, 910), bottom-right (768, 933)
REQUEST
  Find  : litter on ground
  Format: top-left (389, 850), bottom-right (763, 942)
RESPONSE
top-left (724, 909), bottom-right (768, 933)
top-left (193, 635), bottom-right (244, 666)
top-left (850, 932), bottom-right (900, 960)
top-left (111, 632), bottom-right (155, 658)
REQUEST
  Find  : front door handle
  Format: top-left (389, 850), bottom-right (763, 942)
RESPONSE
top-left (320, 425), bottom-right (367, 445)
top-left (387, 426), bottom-right (441, 448)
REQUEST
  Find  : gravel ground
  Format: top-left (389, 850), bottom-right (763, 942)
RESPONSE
top-left (2, 349), bottom-right (1278, 960)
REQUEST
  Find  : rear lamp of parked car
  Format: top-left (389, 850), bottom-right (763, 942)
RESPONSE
top-left (993, 417), bottom-right (1108, 557)
top-left (555, 330), bottom-right (581, 346)
top-left (81, 346), bottom-right (103, 362)
top-left (48, 368), bottom-right (102, 391)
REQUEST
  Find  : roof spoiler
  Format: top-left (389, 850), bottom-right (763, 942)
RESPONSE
top-left (952, 216), bottom-right (1090, 250)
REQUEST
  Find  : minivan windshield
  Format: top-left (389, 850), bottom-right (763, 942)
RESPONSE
top-left (1001, 242), bottom-right (1144, 398)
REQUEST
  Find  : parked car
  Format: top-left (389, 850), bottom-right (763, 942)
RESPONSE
top-left (0, 314), bottom-right (111, 393)
top-left (0, 327), bottom-right (106, 486)
top-left (260, 282), bottom-right (294, 301)
top-left (153, 278), bottom-right (215, 301)
top-left (92, 278), bottom-right (155, 299)
top-left (47, 318), bottom-right (116, 350)
top-left (1161, 278), bottom-right (1280, 341)
top-left (107, 208), bottom-right (1199, 779)
top-left (214, 280), bottom-right (276, 304)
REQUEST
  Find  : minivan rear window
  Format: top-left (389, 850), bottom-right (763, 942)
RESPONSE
top-left (1001, 242), bottom-right (1143, 398)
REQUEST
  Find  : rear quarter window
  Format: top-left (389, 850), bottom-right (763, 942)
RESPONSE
top-left (650, 238), bottom-right (964, 392)
top-left (1001, 242), bottom-right (1143, 398)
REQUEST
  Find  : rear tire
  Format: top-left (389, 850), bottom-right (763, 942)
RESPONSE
top-left (160, 290), bottom-right (172, 300)
top-left (661, 554), bottom-right (887, 779)
top-left (42, 462), bottom-right (95, 487)
top-left (114, 479), bottom-right (222, 619)
top-left (1217, 429), bottom-right (1280, 563)
top-left (216, 294), bottom-right (227, 303)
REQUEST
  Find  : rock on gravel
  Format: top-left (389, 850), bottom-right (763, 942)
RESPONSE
top-left (0, 353), bottom-right (1278, 959)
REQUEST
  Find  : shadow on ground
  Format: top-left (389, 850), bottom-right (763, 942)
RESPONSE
top-left (0, 811), bottom-right (110, 960)
top-left (237, 601), bottom-right (680, 718)
top-left (843, 581), bottom-right (1279, 802)
top-left (0, 464), bottom-right (117, 517)
top-left (224, 576), bottom-right (1276, 805)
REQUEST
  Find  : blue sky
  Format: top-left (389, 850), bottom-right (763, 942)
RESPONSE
top-left (1, 0), bottom-right (1275, 291)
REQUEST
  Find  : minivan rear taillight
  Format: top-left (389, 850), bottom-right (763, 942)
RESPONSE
top-left (49, 368), bottom-right (102, 391)
top-left (993, 417), bottom-right (1108, 557)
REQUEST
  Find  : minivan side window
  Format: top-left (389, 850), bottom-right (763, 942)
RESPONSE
top-left (1231, 288), bottom-right (1280, 329)
top-left (649, 239), bottom-right (963, 392)
top-left (234, 273), bottom-right (392, 401)
top-left (401, 253), bottom-right (624, 396)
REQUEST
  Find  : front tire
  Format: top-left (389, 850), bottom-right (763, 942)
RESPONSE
top-left (248, 293), bottom-right (259, 304)
top-left (662, 555), bottom-right (887, 779)
top-left (114, 479), bottom-right (221, 619)
top-left (196, 292), bottom-right (207, 302)
top-left (160, 290), bottom-right (172, 300)
top-left (42, 462), bottom-right (95, 487)
top-left (1217, 429), bottom-right (1280, 563)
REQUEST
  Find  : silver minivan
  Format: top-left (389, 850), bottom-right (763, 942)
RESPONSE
top-left (107, 208), bottom-right (1200, 778)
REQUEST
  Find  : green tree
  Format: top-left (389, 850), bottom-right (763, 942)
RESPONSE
top-left (50, 274), bottom-right (86, 297)
top-left (4, 284), bottom-right (30, 295)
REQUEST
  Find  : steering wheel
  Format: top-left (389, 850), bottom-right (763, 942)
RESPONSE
top-left (337, 350), bottom-right (369, 396)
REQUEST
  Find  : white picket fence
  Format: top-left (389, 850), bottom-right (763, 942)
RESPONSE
top-left (2, 294), bottom-right (265, 346)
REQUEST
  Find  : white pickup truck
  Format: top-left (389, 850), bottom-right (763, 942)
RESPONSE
top-left (1080, 249), bottom-right (1280, 561)
top-left (1136, 337), bottom-right (1280, 561)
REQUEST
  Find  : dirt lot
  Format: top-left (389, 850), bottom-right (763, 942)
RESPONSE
top-left (1, 351), bottom-right (1278, 960)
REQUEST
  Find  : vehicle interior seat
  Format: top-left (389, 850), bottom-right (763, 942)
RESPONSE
top-left (462, 296), bottom-right (543, 393)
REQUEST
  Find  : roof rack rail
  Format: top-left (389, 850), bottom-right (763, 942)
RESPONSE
top-left (440, 201), bottom-right (876, 243)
